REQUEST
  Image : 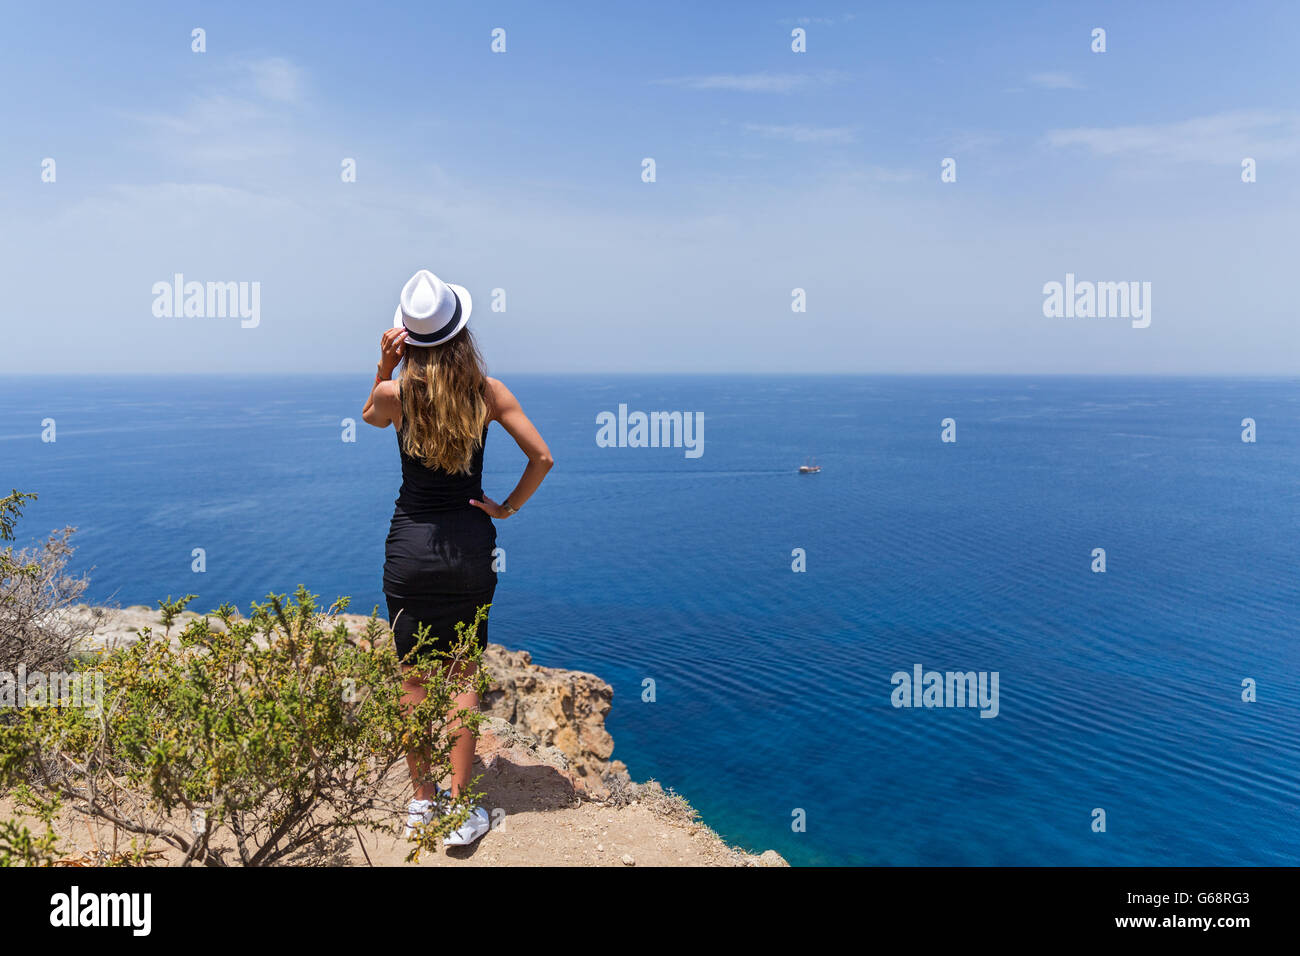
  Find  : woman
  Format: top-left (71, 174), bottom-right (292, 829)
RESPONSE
top-left (362, 269), bottom-right (553, 847)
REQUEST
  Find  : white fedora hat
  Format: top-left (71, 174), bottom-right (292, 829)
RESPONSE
top-left (392, 269), bottom-right (472, 347)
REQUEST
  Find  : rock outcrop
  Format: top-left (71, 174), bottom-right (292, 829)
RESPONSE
top-left (480, 644), bottom-right (629, 795)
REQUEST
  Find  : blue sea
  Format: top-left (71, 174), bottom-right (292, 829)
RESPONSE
top-left (3, 374), bottom-right (1297, 866)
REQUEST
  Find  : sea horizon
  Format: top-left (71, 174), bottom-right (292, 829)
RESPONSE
top-left (5, 371), bottom-right (1298, 380)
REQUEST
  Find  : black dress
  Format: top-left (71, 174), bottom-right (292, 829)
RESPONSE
top-left (382, 402), bottom-right (497, 663)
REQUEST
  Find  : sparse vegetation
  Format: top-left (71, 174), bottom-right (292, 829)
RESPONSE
top-left (0, 492), bottom-right (492, 865)
top-left (0, 490), bottom-right (99, 676)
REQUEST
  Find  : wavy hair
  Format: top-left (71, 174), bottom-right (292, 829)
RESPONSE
top-left (398, 328), bottom-right (489, 474)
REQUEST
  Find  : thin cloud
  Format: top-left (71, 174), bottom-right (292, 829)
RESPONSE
top-left (845, 165), bottom-right (917, 184)
top-left (121, 94), bottom-right (292, 165)
top-left (941, 130), bottom-right (1003, 152)
top-left (1029, 72), bottom-right (1085, 90)
top-left (1046, 109), bottom-right (1300, 163)
top-left (243, 57), bottom-right (306, 103)
top-left (122, 95), bottom-right (271, 136)
top-left (654, 71), bottom-right (848, 93)
top-left (778, 14), bottom-right (858, 24)
top-left (78, 182), bottom-right (295, 215)
top-left (778, 15), bottom-right (853, 25)
top-left (743, 122), bottom-right (856, 144)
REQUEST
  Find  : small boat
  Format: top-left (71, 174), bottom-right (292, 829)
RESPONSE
top-left (798, 457), bottom-right (821, 474)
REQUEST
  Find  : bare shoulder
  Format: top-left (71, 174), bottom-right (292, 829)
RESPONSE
top-left (377, 379), bottom-right (401, 418)
top-left (485, 376), bottom-right (519, 419)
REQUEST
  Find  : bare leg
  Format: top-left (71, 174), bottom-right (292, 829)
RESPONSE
top-left (399, 664), bottom-right (437, 802)
top-left (400, 658), bottom-right (481, 801)
top-left (446, 659), bottom-right (480, 799)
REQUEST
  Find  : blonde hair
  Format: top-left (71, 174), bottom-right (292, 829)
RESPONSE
top-left (398, 329), bottom-right (489, 474)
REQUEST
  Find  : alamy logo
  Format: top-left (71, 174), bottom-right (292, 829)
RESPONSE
top-left (152, 273), bottom-right (261, 328)
top-left (1, 666), bottom-right (103, 714)
top-left (596, 404), bottom-right (704, 458)
top-left (1042, 273), bottom-right (1151, 328)
top-left (49, 886), bottom-right (151, 936)
top-left (891, 664), bottom-right (1000, 718)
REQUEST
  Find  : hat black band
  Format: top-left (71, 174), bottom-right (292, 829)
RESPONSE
top-left (403, 290), bottom-right (462, 344)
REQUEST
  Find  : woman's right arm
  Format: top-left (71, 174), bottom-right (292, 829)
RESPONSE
top-left (362, 328), bottom-right (407, 428)
top-left (469, 377), bottom-right (553, 519)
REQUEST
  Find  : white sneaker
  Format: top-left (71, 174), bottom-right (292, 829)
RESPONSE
top-left (404, 798), bottom-right (434, 839)
top-left (443, 805), bottom-right (491, 847)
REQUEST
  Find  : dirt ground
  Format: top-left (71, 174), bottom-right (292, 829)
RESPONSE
top-left (2, 718), bottom-right (786, 867)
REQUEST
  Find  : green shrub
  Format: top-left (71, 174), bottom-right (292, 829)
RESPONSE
top-left (1, 585), bottom-right (490, 866)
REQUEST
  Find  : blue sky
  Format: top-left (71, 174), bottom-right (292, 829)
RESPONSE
top-left (1, 0), bottom-right (1297, 374)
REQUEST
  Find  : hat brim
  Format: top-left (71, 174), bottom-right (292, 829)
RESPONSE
top-left (393, 283), bottom-right (473, 347)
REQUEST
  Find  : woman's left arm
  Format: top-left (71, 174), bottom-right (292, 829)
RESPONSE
top-left (469, 377), bottom-right (553, 519)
